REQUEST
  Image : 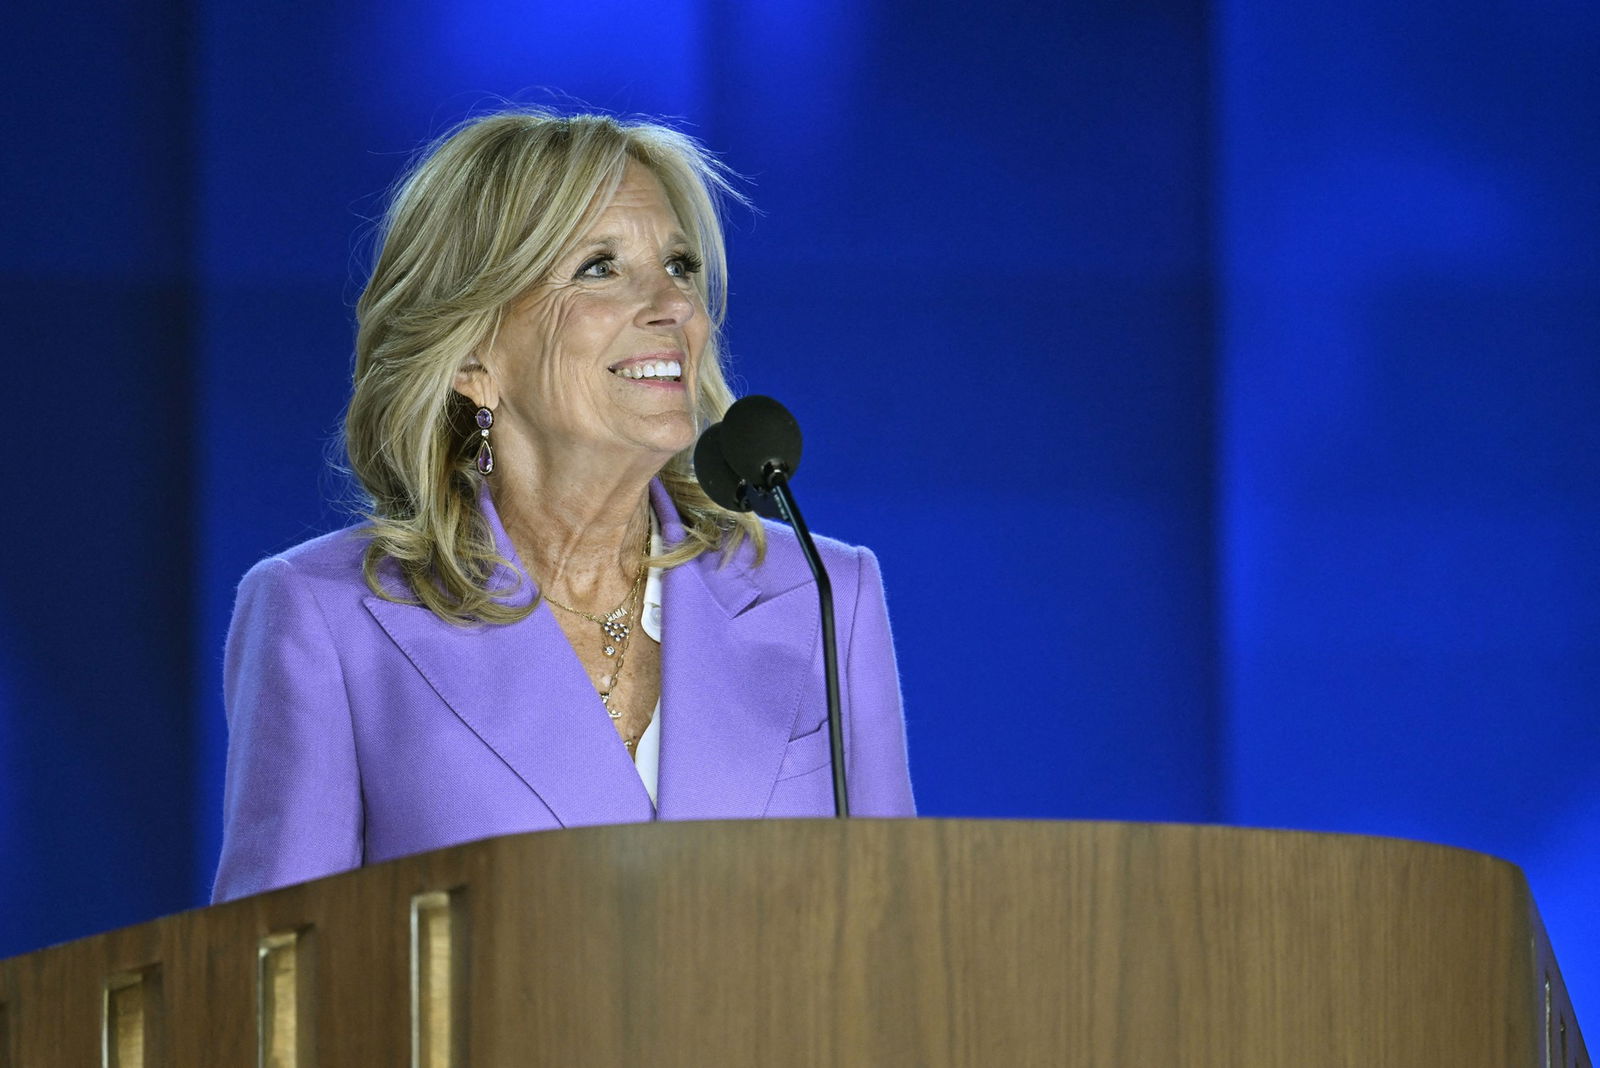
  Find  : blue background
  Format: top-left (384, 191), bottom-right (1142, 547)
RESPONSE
top-left (3, 0), bottom-right (1596, 1029)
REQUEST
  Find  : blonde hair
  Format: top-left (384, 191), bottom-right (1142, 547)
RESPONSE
top-left (346, 109), bottom-right (764, 625)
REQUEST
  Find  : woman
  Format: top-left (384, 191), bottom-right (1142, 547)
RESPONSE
top-left (212, 111), bottom-right (915, 903)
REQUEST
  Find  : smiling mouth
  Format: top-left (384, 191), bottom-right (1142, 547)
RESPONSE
top-left (610, 358), bottom-right (684, 383)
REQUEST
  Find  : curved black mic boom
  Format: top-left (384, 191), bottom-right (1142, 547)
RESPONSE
top-left (761, 470), bottom-right (847, 818)
top-left (693, 399), bottom-right (847, 817)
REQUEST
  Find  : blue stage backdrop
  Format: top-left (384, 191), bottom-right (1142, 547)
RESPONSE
top-left (2, 0), bottom-right (1595, 1026)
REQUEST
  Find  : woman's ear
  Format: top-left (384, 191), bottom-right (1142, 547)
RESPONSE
top-left (453, 351), bottom-right (498, 410)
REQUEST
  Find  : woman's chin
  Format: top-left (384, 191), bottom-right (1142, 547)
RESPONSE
top-left (640, 412), bottom-right (698, 458)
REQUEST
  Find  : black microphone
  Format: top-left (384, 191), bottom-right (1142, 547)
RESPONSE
top-left (691, 422), bottom-right (782, 519)
top-left (718, 394), bottom-right (803, 490)
top-left (693, 396), bottom-right (849, 818)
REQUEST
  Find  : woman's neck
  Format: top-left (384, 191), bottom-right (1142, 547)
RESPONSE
top-left (491, 461), bottom-right (656, 613)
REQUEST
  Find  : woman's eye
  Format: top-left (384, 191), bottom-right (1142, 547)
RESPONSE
top-left (666, 252), bottom-right (704, 278)
top-left (577, 257), bottom-right (614, 279)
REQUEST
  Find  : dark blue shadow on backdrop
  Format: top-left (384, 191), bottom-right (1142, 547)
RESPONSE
top-left (1, 0), bottom-right (198, 946)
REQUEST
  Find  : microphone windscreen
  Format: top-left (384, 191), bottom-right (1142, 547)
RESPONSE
top-left (692, 422), bottom-right (751, 512)
top-left (720, 395), bottom-right (803, 486)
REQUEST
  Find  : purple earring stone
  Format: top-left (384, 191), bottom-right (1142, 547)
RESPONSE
top-left (474, 407), bottom-right (494, 474)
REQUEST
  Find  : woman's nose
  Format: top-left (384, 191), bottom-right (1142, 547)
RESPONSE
top-left (636, 273), bottom-right (696, 328)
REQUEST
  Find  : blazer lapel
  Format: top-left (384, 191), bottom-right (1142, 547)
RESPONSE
top-left (652, 484), bottom-right (821, 820)
top-left (362, 484), bottom-right (653, 827)
top-left (364, 597), bottom-right (654, 826)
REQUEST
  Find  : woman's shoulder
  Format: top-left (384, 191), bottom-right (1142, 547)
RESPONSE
top-left (223, 522), bottom-right (391, 659)
top-left (741, 519), bottom-right (884, 598)
top-left (236, 520), bottom-right (378, 597)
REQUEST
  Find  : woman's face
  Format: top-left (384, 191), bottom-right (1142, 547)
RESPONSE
top-left (466, 159), bottom-right (710, 478)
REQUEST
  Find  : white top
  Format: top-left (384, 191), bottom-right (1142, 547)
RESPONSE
top-left (634, 513), bottom-right (664, 808)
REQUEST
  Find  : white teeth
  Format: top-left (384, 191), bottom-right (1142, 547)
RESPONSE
top-left (615, 359), bottom-right (683, 380)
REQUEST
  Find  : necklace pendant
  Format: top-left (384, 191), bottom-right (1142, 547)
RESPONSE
top-left (603, 645), bottom-right (616, 657)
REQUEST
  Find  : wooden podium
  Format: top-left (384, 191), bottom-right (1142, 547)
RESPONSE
top-left (0, 820), bottom-right (1589, 1066)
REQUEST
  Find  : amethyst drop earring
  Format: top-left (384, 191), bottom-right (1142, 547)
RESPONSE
top-left (474, 407), bottom-right (495, 475)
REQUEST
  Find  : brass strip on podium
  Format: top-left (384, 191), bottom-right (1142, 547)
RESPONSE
top-left (410, 890), bottom-right (465, 1068)
top-left (102, 966), bottom-right (162, 1068)
top-left (1548, 974), bottom-right (1555, 1068)
top-left (258, 928), bottom-right (313, 1067)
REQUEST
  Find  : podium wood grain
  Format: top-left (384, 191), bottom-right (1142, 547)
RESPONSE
top-left (0, 820), bottom-right (1588, 1066)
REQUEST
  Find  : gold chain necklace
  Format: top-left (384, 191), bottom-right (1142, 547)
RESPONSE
top-left (540, 523), bottom-right (651, 748)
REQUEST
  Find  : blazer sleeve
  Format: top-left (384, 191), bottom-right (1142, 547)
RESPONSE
top-left (211, 556), bottom-right (363, 902)
top-left (844, 546), bottom-right (916, 816)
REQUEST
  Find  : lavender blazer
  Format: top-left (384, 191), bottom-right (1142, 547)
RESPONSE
top-left (212, 482), bottom-right (914, 902)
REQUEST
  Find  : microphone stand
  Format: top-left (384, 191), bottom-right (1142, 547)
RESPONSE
top-left (764, 469), bottom-right (848, 818)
